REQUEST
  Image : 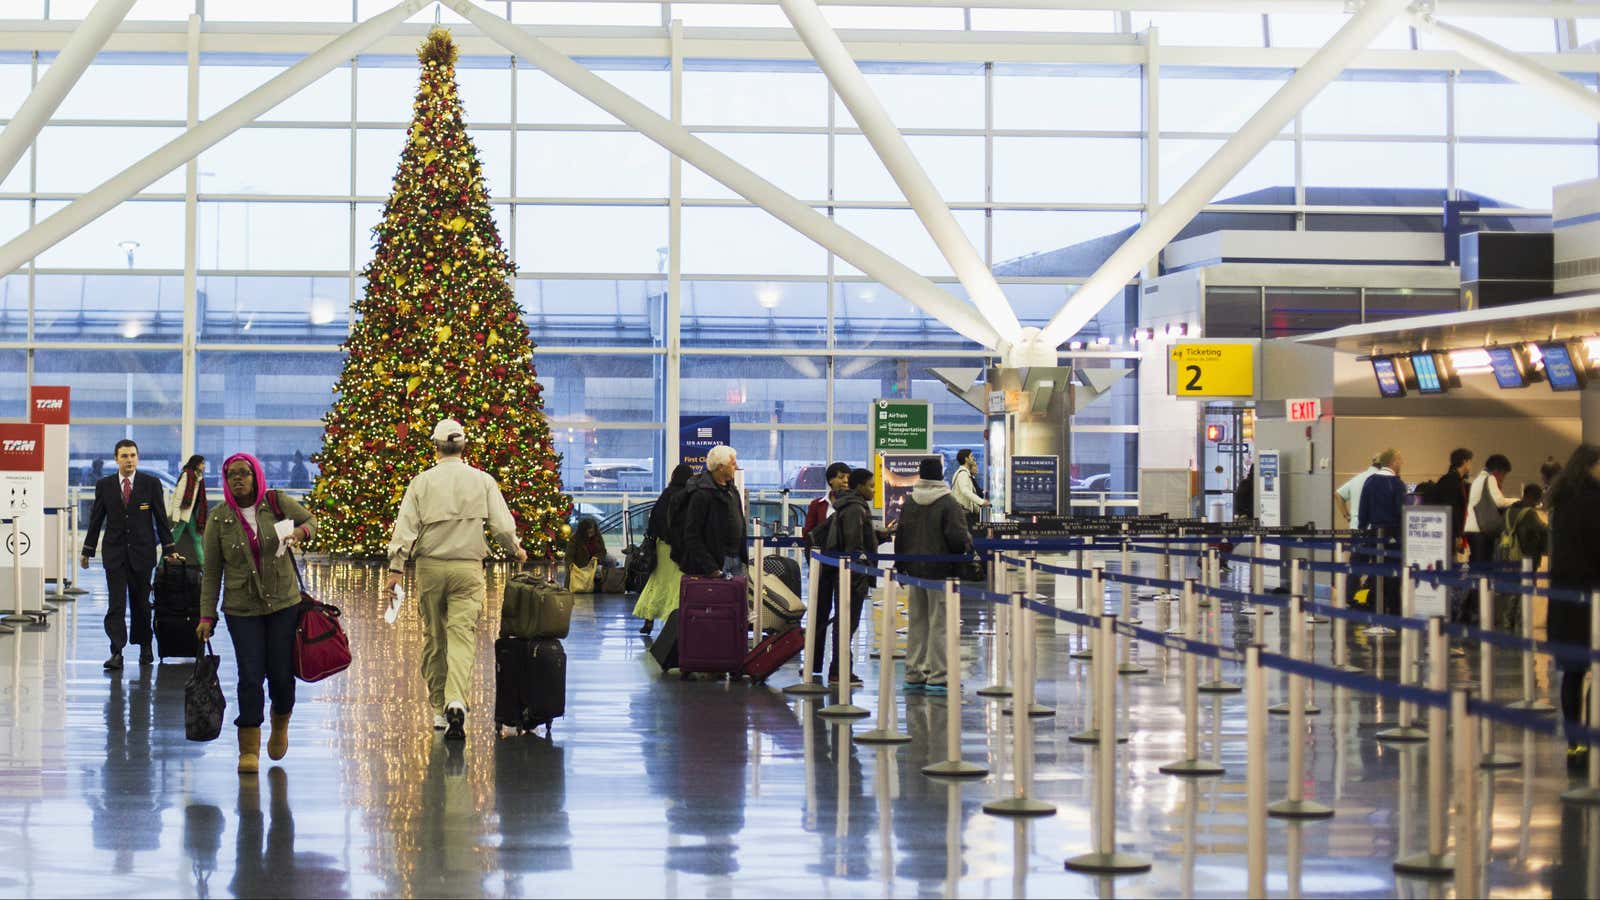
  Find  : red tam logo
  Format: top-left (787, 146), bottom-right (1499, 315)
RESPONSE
top-left (2, 440), bottom-right (36, 453)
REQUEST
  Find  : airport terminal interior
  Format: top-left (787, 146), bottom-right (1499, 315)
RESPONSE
top-left (6, 0), bottom-right (1600, 897)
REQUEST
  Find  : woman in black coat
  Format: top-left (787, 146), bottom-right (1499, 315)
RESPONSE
top-left (1546, 444), bottom-right (1600, 769)
top-left (632, 464), bottom-right (694, 635)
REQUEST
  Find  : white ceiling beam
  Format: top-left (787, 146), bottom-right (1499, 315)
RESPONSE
top-left (1413, 10), bottom-right (1600, 124)
top-left (777, 0), bottom-right (1023, 348)
top-left (0, 0), bottom-right (432, 280)
top-left (442, 0), bottom-right (1002, 349)
top-left (1037, 0), bottom-right (1411, 349)
top-left (0, 0), bottom-right (135, 186)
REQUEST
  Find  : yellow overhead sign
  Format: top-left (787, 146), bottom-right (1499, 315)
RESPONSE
top-left (1169, 342), bottom-right (1256, 398)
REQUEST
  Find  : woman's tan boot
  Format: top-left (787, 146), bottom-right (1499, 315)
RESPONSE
top-left (268, 712), bottom-right (290, 761)
top-left (238, 727), bottom-right (261, 774)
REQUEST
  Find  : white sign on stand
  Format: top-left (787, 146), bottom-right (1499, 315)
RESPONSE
top-left (0, 423), bottom-right (47, 611)
top-left (1256, 450), bottom-right (1282, 562)
top-left (29, 387), bottom-right (70, 585)
top-left (1404, 506), bottom-right (1452, 619)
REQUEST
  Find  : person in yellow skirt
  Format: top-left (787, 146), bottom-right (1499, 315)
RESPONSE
top-left (633, 464), bottom-right (694, 635)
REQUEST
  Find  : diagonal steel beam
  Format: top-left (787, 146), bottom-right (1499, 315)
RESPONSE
top-left (443, 0), bottom-right (1001, 350)
top-left (0, 0), bottom-right (136, 186)
top-left (1036, 0), bottom-right (1410, 350)
top-left (777, 0), bottom-right (1022, 349)
top-left (1413, 10), bottom-right (1600, 125)
top-left (0, 0), bottom-right (432, 280)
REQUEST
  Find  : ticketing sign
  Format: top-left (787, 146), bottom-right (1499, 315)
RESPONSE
top-left (1168, 341), bottom-right (1257, 399)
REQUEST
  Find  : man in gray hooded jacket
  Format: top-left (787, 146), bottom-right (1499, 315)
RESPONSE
top-left (893, 456), bottom-right (972, 693)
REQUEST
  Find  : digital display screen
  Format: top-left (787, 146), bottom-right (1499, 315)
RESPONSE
top-left (1372, 356), bottom-right (1406, 398)
top-left (1410, 352), bottom-right (1447, 395)
top-left (1486, 346), bottom-right (1528, 389)
top-left (1540, 342), bottom-right (1587, 392)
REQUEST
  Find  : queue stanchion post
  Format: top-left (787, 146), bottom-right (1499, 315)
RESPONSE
top-left (819, 558), bottom-right (869, 720)
top-left (786, 552), bottom-right (829, 696)
top-left (977, 550), bottom-right (1012, 698)
top-left (751, 535), bottom-right (765, 651)
top-left (1198, 569), bottom-right (1240, 694)
top-left (1198, 549), bottom-right (1217, 609)
top-left (922, 578), bottom-right (987, 779)
top-left (1268, 594), bottom-right (1334, 819)
top-left (1377, 567), bottom-right (1427, 743)
top-left (1159, 578), bottom-right (1224, 777)
top-left (64, 502), bottom-right (86, 595)
top-left (1074, 547), bottom-right (1088, 649)
top-left (1116, 575), bottom-right (1148, 678)
top-left (1004, 556), bottom-right (1052, 718)
top-left (1162, 533), bottom-right (1182, 636)
top-left (1561, 589), bottom-right (1600, 805)
top-left (1303, 551), bottom-right (1329, 624)
top-left (1509, 557), bottom-right (1555, 713)
top-left (1064, 613), bottom-right (1150, 875)
top-left (46, 510), bottom-right (71, 602)
top-left (1119, 538), bottom-right (1141, 625)
top-left (985, 588), bottom-right (1056, 817)
top-left (1245, 644), bottom-right (1267, 897)
top-left (4, 518), bottom-right (34, 626)
top-left (1331, 543), bottom-right (1360, 673)
top-left (856, 564), bottom-right (910, 746)
top-left (1271, 591), bottom-right (1321, 717)
top-left (1394, 616), bottom-right (1454, 877)
top-left (1452, 688), bottom-right (1482, 899)
top-left (1070, 562), bottom-right (1100, 661)
top-left (1477, 575), bottom-right (1518, 769)
top-left (1070, 599), bottom-right (1126, 745)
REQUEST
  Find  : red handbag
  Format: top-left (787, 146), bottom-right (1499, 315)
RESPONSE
top-left (285, 546), bottom-right (351, 683)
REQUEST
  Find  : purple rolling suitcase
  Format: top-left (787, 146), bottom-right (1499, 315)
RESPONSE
top-left (677, 575), bottom-right (749, 677)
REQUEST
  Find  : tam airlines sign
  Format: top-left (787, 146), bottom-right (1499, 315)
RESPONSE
top-left (28, 386), bottom-right (70, 425)
top-left (0, 424), bottom-right (44, 471)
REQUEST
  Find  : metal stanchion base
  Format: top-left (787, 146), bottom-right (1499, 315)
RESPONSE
top-left (1067, 729), bottom-right (1128, 745)
top-left (1269, 703), bottom-right (1321, 716)
top-left (1116, 662), bottom-right (1149, 675)
top-left (1157, 758), bottom-right (1224, 777)
top-left (922, 759), bottom-right (988, 779)
top-left (1362, 626), bottom-right (1395, 637)
top-left (1267, 799), bottom-right (1334, 819)
top-left (868, 651), bottom-right (908, 660)
top-left (1198, 681), bottom-right (1242, 694)
top-left (784, 680), bottom-right (829, 696)
top-left (1307, 615), bottom-right (1329, 624)
top-left (855, 728), bottom-right (912, 745)
top-left (1393, 852), bottom-right (1454, 877)
top-left (1, 613), bottom-right (36, 625)
top-left (1561, 785), bottom-right (1600, 805)
top-left (1375, 726), bottom-right (1428, 743)
top-left (1070, 649), bottom-right (1094, 661)
top-left (1001, 703), bottom-right (1055, 718)
top-left (1506, 700), bottom-right (1557, 714)
top-left (1065, 852), bottom-right (1152, 874)
top-left (64, 585), bottom-right (88, 595)
top-left (977, 684), bottom-right (1013, 698)
top-left (1479, 752), bottom-right (1520, 769)
top-left (818, 704), bottom-right (871, 720)
top-left (983, 796), bottom-right (1057, 817)
top-left (1333, 664), bottom-right (1363, 673)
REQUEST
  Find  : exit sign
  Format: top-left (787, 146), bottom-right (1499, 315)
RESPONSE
top-left (1286, 398), bottom-right (1321, 422)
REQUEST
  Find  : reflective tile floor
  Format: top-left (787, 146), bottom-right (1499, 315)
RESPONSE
top-left (0, 554), bottom-right (1596, 898)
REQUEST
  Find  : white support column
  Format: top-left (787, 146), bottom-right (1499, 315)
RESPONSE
top-left (0, 0), bottom-right (136, 186)
top-left (1036, 0), bottom-right (1410, 349)
top-left (666, 18), bottom-right (684, 471)
top-left (1141, 25), bottom-right (1160, 283)
top-left (0, 0), bottom-right (431, 280)
top-left (1413, 10), bottom-right (1600, 125)
top-left (179, 13), bottom-right (201, 465)
top-left (443, 0), bottom-right (1001, 350)
top-left (776, 0), bottom-right (1022, 347)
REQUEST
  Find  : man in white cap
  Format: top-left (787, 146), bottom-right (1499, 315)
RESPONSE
top-left (387, 418), bottom-right (526, 740)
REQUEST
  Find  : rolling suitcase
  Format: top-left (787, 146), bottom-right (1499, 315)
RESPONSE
top-left (754, 560), bottom-right (806, 633)
top-left (677, 575), bottom-right (748, 677)
top-left (152, 560), bottom-right (202, 660)
top-left (495, 636), bottom-right (567, 735)
top-left (649, 610), bottom-right (680, 671)
top-left (742, 627), bottom-right (804, 683)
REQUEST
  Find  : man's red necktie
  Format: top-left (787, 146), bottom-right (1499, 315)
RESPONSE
top-left (122, 478), bottom-right (131, 506)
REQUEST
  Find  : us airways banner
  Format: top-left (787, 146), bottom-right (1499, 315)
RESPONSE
top-left (0, 422), bottom-right (46, 610)
top-left (679, 416), bottom-right (730, 475)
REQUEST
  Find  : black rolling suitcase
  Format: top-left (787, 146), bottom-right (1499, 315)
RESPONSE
top-left (495, 636), bottom-right (566, 735)
top-left (152, 561), bottom-right (202, 661)
top-left (648, 610), bottom-right (680, 671)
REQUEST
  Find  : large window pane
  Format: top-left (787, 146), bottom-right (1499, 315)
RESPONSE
top-left (833, 208), bottom-right (984, 277)
top-left (33, 350), bottom-right (183, 418)
top-left (518, 131), bottom-right (668, 198)
top-left (1457, 78), bottom-right (1599, 138)
top-left (34, 274), bottom-right (184, 342)
top-left (993, 137), bottom-right (1140, 204)
top-left (1302, 76), bottom-right (1446, 136)
top-left (1265, 287), bottom-right (1360, 338)
top-left (194, 425), bottom-right (325, 491)
top-left (992, 66), bottom-right (1140, 132)
top-left (973, 11), bottom-right (1116, 33)
top-left (731, 429), bottom-right (827, 490)
top-left (1267, 15), bottom-right (1413, 50)
top-left (552, 426), bottom-right (662, 492)
top-left (0, 61), bottom-right (31, 121)
top-left (357, 60), bottom-right (512, 124)
top-left (67, 425), bottom-right (182, 486)
top-left (36, 200), bottom-right (186, 269)
top-left (200, 63), bottom-right (351, 122)
top-left (822, 6), bottom-right (962, 29)
top-left (1302, 141), bottom-right (1446, 195)
top-left (1363, 288), bottom-right (1462, 323)
top-left (681, 355), bottom-right (827, 424)
top-left (991, 210), bottom-right (1141, 277)
top-left (36, 126), bottom-right (184, 193)
top-left (533, 353), bottom-right (660, 423)
top-left (1160, 72), bottom-right (1288, 134)
top-left (206, 0), bottom-right (349, 21)
top-left (0, 350), bottom-right (25, 419)
top-left (512, 3), bottom-right (659, 25)
top-left (197, 275), bottom-right (351, 343)
top-left (517, 278), bottom-right (665, 347)
top-left (681, 207), bottom-right (826, 276)
top-left (835, 70), bottom-right (984, 130)
top-left (198, 202), bottom-right (352, 270)
top-left (672, 4), bottom-right (790, 28)
top-left (0, 201), bottom-right (26, 251)
top-left (1459, 144), bottom-right (1597, 209)
top-left (45, 60), bottom-right (185, 120)
top-left (1159, 139), bottom-right (1294, 204)
top-left (683, 70), bottom-right (826, 127)
top-left (832, 283), bottom-right (988, 352)
top-left (517, 205), bottom-right (667, 274)
top-left (199, 128), bottom-right (351, 195)
top-left (832, 355), bottom-right (987, 428)
top-left (0, 274), bottom-right (23, 342)
top-left (682, 280), bottom-right (827, 349)
top-left (1418, 17), bottom-right (1557, 53)
top-left (685, 133), bottom-right (828, 202)
top-left (1134, 12), bottom-right (1264, 47)
top-left (1203, 287), bottom-right (1262, 339)
top-left (518, 67), bottom-right (669, 125)
top-left (1071, 431), bottom-right (1137, 497)
top-left (196, 351), bottom-right (342, 420)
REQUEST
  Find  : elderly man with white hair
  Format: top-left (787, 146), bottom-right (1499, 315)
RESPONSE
top-left (674, 444), bottom-right (749, 578)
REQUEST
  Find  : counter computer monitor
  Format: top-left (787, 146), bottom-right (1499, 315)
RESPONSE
top-left (1409, 351), bottom-right (1451, 395)
top-left (1539, 341), bottom-right (1589, 392)
top-left (1485, 345), bottom-right (1530, 389)
top-left (1372, 356), bottom-right (1407, 398)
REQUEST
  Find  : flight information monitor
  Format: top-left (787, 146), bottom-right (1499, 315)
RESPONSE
top-left (1409, 351), bottom-right (1448, 395)
top-left (1486, 345), bottom-right (1529, 389)
top-left (1372, 356), bottom-right (1406, 398)
top-left (1539, 342), bottom-right (1588, 392)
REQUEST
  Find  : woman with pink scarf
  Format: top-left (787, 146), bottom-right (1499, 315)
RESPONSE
top-left (194, 452), bottom-right (317, 775)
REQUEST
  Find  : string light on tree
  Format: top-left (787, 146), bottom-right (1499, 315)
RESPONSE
top-left (311, 28), bottom-right (572, 559)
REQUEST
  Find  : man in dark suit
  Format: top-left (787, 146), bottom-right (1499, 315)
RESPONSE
top-left (81, 439), bottom-right (179, 670)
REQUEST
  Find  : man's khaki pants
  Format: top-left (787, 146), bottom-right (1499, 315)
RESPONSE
top-left (416, 559), bottom-right (486, 711)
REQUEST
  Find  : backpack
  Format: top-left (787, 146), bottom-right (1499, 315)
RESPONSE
top-left (1494, 508), bottom-right (1525, 565)
top-left (1415, 480), bottom-right (1439, 505)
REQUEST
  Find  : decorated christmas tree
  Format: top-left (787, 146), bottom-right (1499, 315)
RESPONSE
top-left (310, 28), bottom-right (571, 559)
